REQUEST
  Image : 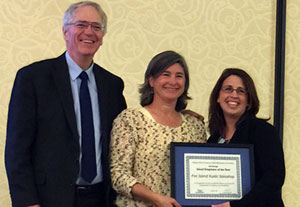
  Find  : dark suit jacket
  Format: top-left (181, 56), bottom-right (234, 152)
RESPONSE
top-left (208, 116), bottom-right (285, 207)
top-left (5, 53), bottom-right (127, 207)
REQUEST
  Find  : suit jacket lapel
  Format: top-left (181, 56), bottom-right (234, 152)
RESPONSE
top-left (93, 66), bottom-right (109, 132)
top-left (93, 66), bottom-right (111, 180)
top-left (52, 53), bottom-right (79, 139)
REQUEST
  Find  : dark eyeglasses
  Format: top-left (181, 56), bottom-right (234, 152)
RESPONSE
top-left (66, 21), bottom-right (104, 32)
top-left (221, 85), bottom-right (247, 95)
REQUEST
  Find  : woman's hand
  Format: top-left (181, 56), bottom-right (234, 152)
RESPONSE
top-left (132, 183), bottom-right (181, 207)
top-left (212, 202), bottom-right (230, 207)
top-left (181, 109), bottom-right (204, 122)
top-left (152, 194), bottom-right (181, 207)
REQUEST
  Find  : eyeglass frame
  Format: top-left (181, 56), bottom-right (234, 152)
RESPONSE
top-left (66, 20), bottom-right (105, 32)
top-left (220, 85), bottom-right (248, 95)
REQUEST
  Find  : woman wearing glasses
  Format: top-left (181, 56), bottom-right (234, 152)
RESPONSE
top-left (208, 68), bottom-right (285, 207)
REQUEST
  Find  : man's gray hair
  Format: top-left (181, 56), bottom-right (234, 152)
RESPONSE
top-left (63, 1), bottom-right (107, 34)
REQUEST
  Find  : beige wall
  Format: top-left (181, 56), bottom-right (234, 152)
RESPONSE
top-left (283, 0), bottom-right (300, 205)
top-left (0, 0), bottom-right (298, 206)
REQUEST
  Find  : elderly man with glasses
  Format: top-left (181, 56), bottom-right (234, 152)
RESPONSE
top-left (5, 1), bottom-right (126, 207)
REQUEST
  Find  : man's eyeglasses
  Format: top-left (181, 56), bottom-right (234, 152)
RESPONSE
top-left (221, 85), bottom-right (248, 95)
top-left (67, 21), bottom-right (104, 32)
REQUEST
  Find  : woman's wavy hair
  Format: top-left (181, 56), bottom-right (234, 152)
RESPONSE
top-left (208, 68), bottom-right (260, 135)
top-left (139, 50), bottom-right (191, 111)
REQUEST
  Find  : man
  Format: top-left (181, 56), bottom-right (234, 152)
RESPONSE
top-left (5, 1), bottom-right (126, 207)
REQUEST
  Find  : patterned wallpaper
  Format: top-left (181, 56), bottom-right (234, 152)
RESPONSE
top-left (0, 0), bottom-right (298, 206)
top-left (283, 0), bottom-right (300, 205)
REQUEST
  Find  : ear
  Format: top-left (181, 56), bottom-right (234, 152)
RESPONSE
top-left (62, 26), bottom-right (68, 41)
top-left (149, 76), bottom-right (154, 87)
top-left (217, 95), bottom-right (220, 103)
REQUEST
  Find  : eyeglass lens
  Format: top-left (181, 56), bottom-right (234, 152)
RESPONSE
top-left (222, 86), bottom-right (247, 94)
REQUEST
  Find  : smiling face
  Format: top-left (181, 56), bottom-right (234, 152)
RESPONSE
top-left (149, 63), bottom-right (185, 105)
top-left (63, 5), bottom-right (104, 63)
top-left (217, 75), bottom-right (248, 120)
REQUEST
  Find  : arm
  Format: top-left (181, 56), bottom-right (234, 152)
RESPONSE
top-left (5, 68), bottom-right (40, 206)
top-left (230, 120), bottom-right (285, 207)
top-left (110, 110), bottom-right (139, 197)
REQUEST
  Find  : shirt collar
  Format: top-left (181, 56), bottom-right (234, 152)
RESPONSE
top-left (65, 51), bottom-right (94, 80)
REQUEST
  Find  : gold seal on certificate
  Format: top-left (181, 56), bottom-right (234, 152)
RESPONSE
top-left (170, 143), bottom-right (254, 206)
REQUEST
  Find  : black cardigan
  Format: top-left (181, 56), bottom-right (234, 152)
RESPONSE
top-left (208, 116), bottom-right (285, 207)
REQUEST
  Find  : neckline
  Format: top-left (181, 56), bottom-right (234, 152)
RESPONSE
top-left (138, 107), bottom-right (185, 128)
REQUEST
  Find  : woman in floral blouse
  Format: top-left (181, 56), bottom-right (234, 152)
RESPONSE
top-left (110, 51), bottom-right (207, 207)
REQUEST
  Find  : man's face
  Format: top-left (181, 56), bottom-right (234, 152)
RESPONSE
top-left (63, 6), bottom-right (104, 60)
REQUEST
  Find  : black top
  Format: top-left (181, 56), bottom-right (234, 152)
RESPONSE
top-left (208, 116), bottom-right (285, 207)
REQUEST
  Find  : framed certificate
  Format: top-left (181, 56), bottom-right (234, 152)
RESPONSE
top-left (170, 143), bottom-right (255, 206)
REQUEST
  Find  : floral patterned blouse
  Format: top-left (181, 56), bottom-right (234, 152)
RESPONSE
top-left (110, 108), bottom-right (207, 207)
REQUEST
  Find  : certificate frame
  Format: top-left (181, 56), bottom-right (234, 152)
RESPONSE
top-left (170, 142), bottom-right (255, 207)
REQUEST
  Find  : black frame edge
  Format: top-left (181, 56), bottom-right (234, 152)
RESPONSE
top-left (274, 0), bottom-right (286, 142)
top-left (170, 142), bottom-right (176, 199)
top-left (170, 142), bottom-right (255, 207)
